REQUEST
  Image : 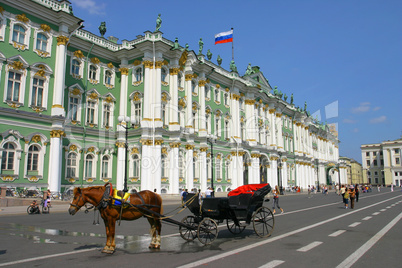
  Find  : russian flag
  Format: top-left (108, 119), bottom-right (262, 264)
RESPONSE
top-left (215, 29), bottom-right (233, 45)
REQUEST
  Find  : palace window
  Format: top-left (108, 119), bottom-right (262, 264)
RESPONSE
top-left (31, 77), bottom-right (44, 107)
top-left (215, 116), bottom-right (221, 137)
top-left (101, 155), bottom-right (110, 178)
top-left (224, 120), bottom-right (229, 140)
top-left (12, 24), bottom-right (25, 44)
top-left (161, 68), bottom-right (167, 82)
top-left (216, 156), bottom-right (222, 179)
top-left (71, 59), bottom-right (80, 76)
top-left (193, 157), bottom-right (199, 180)
top-left (179, 152), bottom-right (185, 179)
top-left (135, 67), bottom-right (142, 82)
top-left (103, 103), bottom-right (111, 128)
top-left (27, 145), bottom-right (39, 171)
top-left (1, 143), bottom-right (15, 170)
top-left (192, 80), bottom-right (197, 95)
top-left (214, 88), bottom-right (220, 103)
top-left (89, 65), bottom-right (97, 80)
top-left (205, 85), bottom-right (210, 100)
top-left (105, 70), bottom-right (112, 86)
top-left (6, 71), bottom-right (22, 102)
top-left (178, 73), bottom-right (183, 88)
top-left (206, 114), bottom-right (210, 134)
top-left (133, 154), bottom-right (140, 177)
top-left (161, 154), bottom-right (167, 178)
top-left (224, 93), bottom-right (229, 106)
top-left (86, 100), bottom-right (96, 124)
top-left (66, 152), bottom-right (77, 178)
top-left (85, 154), bottom-right (94, 178)
top-left (36, 33), bottom-right (48, 51)
top-left (68, 96), bottom-right (79, 121)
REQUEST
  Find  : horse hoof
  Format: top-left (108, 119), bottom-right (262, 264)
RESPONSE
top-left (102, 247), bottom-right (115, 254)
top-left (149, 244), bottom-right (160, 249)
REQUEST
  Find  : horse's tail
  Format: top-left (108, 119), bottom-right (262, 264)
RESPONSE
top-left (157, 193), bottom-right (164, 216)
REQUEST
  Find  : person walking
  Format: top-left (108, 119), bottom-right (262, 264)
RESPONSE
top-left (343, 187), bottom-right (350, 209)
top-left (181, 189), bottom-right (188, 207)
top-left (272, 186), bottom-right (284, 214)
top-left (355, 184), bottom-right (359, 202)
top-left (349, 186), bottom-right (356, 209)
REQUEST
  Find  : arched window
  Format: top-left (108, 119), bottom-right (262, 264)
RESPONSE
top-left (135, 68), bottom-right (142, 82)
top-left (193, 157), bottom-right (199, 179)
top-left (36, 33), bottom-right (48, 51)
top-left (191, 80), bottom-right (196, 94)
top-left (216, 157), bottom-right (222, 179)
top-left (161, 68), bottom-right (167, 82)
top-left (66, 152), bottom-right (77, 178)
top-left (205, 85), bottom-right (210, 99)
top-left (1, 143), bottom-right (15, 170)
top-left (12, 24), bottom-right (25, 44)
top-left (71, 59), bottom-right (80, 75)
top-left (105, 70), bottom-right (112, 85)
top-left (31, 77), bottom-right (44, 107)
top-left (179, 152), bottom-right (184, 178)
top-left (133, 154), bottom-right (140, 177)
top-left (101, 155), bottom-right (109, 178)
top-left (27, 145), bottom-right (40, 171)
top-left (85, 154), bottom-right (94, 178)
top-left (214, 89), bottom-right (220, 102)
top-left (161, 154), bottom-right (167, 178)
top-left (89, 65), bottom-right (97, 80)
top-left (178, 73), bottom-right (183, 87)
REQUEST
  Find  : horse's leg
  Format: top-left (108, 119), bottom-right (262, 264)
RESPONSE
top-left (147, 218), bottom-right (157, 249)
top-left (102, 216), bottom-right (115, 254)
top-left (155, 217), bottom-right (162, 249)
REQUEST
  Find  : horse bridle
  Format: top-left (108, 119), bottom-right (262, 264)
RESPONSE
top-left (70, 190), bottom-right (107, 213)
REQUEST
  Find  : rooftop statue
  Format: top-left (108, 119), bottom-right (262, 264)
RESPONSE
top-left (198, 38), bottom-right (204, 55)
top-left (99, 22), bottom-right (106, 37)
top-left (207, 49), bottom-right (212, 60)
top-left (245, 63), bottom-right (252, 75)
top-left (230, 60), bottom-right (238, 72)
top-left (290, 93), bottom-right (294, 104)
top-left (273, 86), bottom-right (278, 96)
top-left (173, 37), bottom-right (180, 50)
top-left (185, 43), bottom-right (189, 51)
top-left (304, 101), bottom-right (307, 111)
top-left (217, 55), bottom-right (222, 66)
top-left (155, 14), bottom-right (162, 32)
top-left (284, 94), bottom-right (288, 102)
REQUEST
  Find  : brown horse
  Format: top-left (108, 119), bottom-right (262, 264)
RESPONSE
top-left (68, 184), bottom-right (163, 253)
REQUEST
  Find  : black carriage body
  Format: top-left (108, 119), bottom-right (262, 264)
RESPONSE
top-left (186, 184), bottom-right (271, 224)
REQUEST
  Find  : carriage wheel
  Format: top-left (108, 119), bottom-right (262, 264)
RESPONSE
top-left (253, 206), bottom-right (275, 238)
top-left (179, 216), bottom-right (198, 241)
top-left (197, 218), bottom-right (218, 245)
top-left (42, 205), bottom-right (50, 214)
top-left (226, 219), bottom-right (246, 234)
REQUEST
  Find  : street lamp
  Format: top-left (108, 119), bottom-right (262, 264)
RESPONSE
top-left (118, 116), bottom-right (137, 193)
top-left (316, 159), bottom-right (320, 192)
top-left (277, 152), bottom-right (283, 195)
top-left (337, 163), bottom-right (341, 189)
top-left (207, 135), bottom-right (215, 197)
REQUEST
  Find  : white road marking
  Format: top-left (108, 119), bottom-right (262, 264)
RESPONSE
top-left (372, 212), bottom-right (380, 215)
top-left (297, 241), bottom-right (323, 252)
top-left (0, 248), bottom-right (100, 267)
top-left (328, 230), bottom-right (346, 237)
top-left (386, 206), bottom-right (391, 209)
top-left (177, 196), bottom-right (401, 268)
top-left (258, 260), bottom-right (285, 268)
top-left (336, 212), bottom-right (402, 268)
top-left (362, 216), bottom-right (372, 220)
top-left (380, 209), bottom-right (387, 211)
top-left (349, 222), bottom-right (361, 227)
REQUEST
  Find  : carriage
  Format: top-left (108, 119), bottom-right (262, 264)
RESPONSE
top-left (69, 183), bottom-right (274, 253)
top-left (176, 183), bottom-right (275, 245)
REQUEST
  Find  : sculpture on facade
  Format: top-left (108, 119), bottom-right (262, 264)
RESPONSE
top-left (273, 86), bottom-right (279, 96)
top-left (155, 14), bottom-right (162, 32)
top-left (284, 94), bottom-right (288, 102)
top-left (207, 49), bottom-right (212, 60)
top-left (245, 63), bottom-right (252, 75)
top-left (99, 22), bottom-right (106, 37)
top-left (198, 38), bottom-right (204, 55)
top-left (185, 43), bottom-right (189, 51)
top-left (217, 55), bottom-right (222, 66)
top-left (230, 60), bottom-right (238, 72)
top-left (172, 37), bottom-right (180, 50)
top-left (290, 93), bottom-right (294, 104)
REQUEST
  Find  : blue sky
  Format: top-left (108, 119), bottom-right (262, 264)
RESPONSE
top-left (70, 0), bottom-right (402, 163)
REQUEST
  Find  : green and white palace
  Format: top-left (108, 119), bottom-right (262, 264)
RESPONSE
top-left (0, 0), bottom-right (346, 195)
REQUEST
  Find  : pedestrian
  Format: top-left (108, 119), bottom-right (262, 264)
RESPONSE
top-left (343, 187), bottom-right (350, 209)
top-left (45, 189), bottom-right (51, 208)
top-left (349, 186), bottom-right (356, 209)
top-left (272, 186), bottom-right (284, 214)
top-left (355, 184), bottom-right (359, 202)
top-left (205, 187), bottom-right (212, 198)
top-left (308, 185), bottom-right (311, 198)
top-left (181, 189), bottom-right (188, 207)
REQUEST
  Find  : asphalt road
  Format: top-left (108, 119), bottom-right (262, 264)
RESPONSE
top-left (0, 190), bottom-right (401, 268)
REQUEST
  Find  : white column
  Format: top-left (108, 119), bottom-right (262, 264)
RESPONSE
top-left (185, 73), bottom-right (193, 130)
top-left (141, 143), bottom-right (152, 191)
top-left (154, 60), bottom-right (162, 125)
top-left (169, 143), bottom-right (180, 194)
top-left (48, 130), bottom-right (64, 193)
top-left (245, 98), bottom-right (256, 142)
top-left (276, 112), bottom-right (283, 149)
top-left (200, 147), bottom-right (208, 192)
top-left (143, 60), bottom-right (153, 120)
top-left (153, 142), bottom-right (162, 193)
top-left (269, 108), bottom-right (276, 146)
top-left (52, 36), bottom-right (68, 117)
top-left (282, 160), bottom-right (288, 188)
top-left (185, 145), bottom-right (194, 191)
top-left (116, 144), bottom-right (126, 190)
top-left (271, 157), bottom-right (278, 187)
top-left (198, 79), bottom-right (207, 136)
top-left (169, 67), bottom-right (180, 131)
top-left (231, 93), bottom-right (241, 139)
top-left (250, 154), bottom-right (260, 184)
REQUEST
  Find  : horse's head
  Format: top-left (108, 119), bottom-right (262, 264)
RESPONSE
top-left (68, 187), bottom-right (86, 215)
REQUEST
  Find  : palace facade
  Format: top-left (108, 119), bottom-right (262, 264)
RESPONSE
top-left (0, 0), bottom-right (345, 194)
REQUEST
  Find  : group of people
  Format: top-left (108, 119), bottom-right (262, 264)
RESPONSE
top-left (181, 187), bottom-right (214, 207)
top-left (29, 189), bottom-right (51, 214)
top-left (340, 184), bottom-right (359, 209)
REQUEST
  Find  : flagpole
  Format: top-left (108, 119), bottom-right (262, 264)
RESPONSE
top-left (231, 27), bottom-right (234, 61)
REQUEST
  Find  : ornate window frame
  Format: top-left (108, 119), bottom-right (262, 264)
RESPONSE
top-left (132, 66), bottom-right (143, 86)
top-left (4, 57), bottom-right (28, 108)
top-left (9, 17), bottom-right (31, 51)
top-left (33, 27), bottom-right (53, 58)
top-left (85, 89), bottom-right (100, 127)
top-left (70, 50), bottom-right (84, 79)
top-left (161, 66), bottom-right (169, 86)
top-left (0, 130), bottom-right (24, 178)
top-left (67, 84), bottom-right (84, 124)
top-left (64, 143), bottom-right (82, 183)
top-left (101, 93), bottom-right (115, 130)
top-left (130, 91), bottom-right (143, 124)
top-left (103, 63), bottom-right (115, 89)
top-left (28, 63), bottom-right (52, 113)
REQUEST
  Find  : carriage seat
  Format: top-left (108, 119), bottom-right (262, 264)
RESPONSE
top-left (112, 189), bottom-right (130, 206)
